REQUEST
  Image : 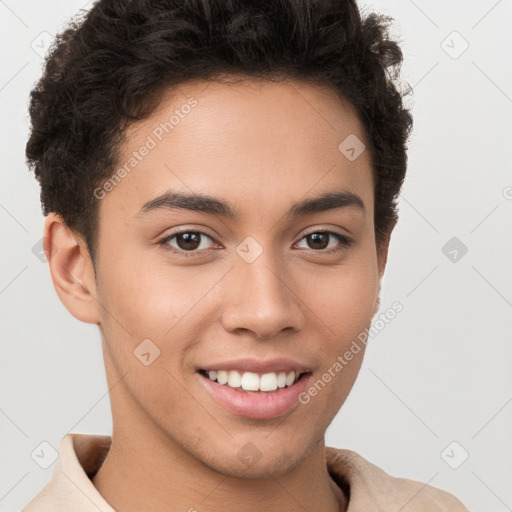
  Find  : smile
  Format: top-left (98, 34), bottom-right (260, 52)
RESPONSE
top-left (199, 369), bottom-right (303, 392)
top-left (197, 364), bottom-right (312, 419)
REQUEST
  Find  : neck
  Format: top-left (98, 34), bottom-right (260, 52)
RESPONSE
top-left (91, 421), bottom-right (347, 512)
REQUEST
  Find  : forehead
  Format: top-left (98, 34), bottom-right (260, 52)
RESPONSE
top-left (124, 76), bottom-right (369, 158)
top-left (102, 77), bottom-right (373, 220)
top-left (131, 76), bottom-right (367, 146)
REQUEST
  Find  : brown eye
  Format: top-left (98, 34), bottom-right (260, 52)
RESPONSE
top-left (174, 232), bottom-right (201, 250)
top-left (296, 231), bottom-right (352, 253)
top-left (306, 232), bottom-right (330, 250)
top-left (160, 231), bottom-right (216, 254)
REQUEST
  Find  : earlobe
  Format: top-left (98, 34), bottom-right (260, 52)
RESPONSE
top-left (373, 284), bottom-right (381, 316)
top-left (44, 213), bottom-right (100, 324)
top-left (377, 230), bottom-right (392, 280)
top-left (374, 228), bottom-right (393, 316)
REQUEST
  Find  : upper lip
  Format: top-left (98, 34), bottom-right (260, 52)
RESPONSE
top-left (199, 358), bottom-right (312, 375)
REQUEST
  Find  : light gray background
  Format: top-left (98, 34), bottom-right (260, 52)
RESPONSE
top-left (1, 1), bottom-right (511, 510)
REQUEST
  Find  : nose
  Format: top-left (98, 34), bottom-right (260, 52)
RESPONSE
top-left (220, 250), bottom-right (305, 340)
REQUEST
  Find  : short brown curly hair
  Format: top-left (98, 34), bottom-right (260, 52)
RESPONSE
top-left (25, 0), bottom-right (412, 264)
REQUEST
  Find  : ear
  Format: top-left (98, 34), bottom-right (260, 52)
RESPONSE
top-left (43, 213), bottom-right (101, 324)
top-left (373, 226), bottom-right (394, 315)
top-left (377, 227), bottom-right (393, 279)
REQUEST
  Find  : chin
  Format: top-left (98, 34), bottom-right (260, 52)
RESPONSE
top-left (202, 448), bottom-right (307, 479)
top-left (189, 428), bottom-right (323, 480)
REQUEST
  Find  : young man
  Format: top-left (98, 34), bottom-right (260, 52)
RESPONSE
top-left (23, 0), bottom-right (469, 510)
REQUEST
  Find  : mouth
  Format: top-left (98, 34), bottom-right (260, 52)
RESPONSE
top-left (198, 369), bottom-right (307, 393)
top-left (197, 365), bottom-right (312, 420)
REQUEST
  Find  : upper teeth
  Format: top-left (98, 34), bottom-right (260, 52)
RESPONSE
top-left (207, 370), bottom-right (298, 392)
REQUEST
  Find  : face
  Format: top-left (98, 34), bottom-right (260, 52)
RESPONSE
top-left (88, 78), bottom-right (386, 478)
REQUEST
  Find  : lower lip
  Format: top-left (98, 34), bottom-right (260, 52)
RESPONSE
top-left (198, 372), bottom-right (311, 420)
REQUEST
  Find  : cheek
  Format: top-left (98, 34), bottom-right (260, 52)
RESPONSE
top-left (298, 266), bottom-right (374, 422)
top-left (297, 247), bottom-right (378, 405)
top-left (300, 259), bottom-right (379, 343)
top-left (329, 271), bottom-right (377, 336)
top-left (97, 238), bottom-right (201, 337)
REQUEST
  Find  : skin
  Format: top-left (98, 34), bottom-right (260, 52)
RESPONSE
top-left (44, 77), bottom-right (392, 512)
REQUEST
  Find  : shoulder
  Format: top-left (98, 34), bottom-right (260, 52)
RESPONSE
top-left (325, 447), bottom-right (470, 511)
top-left (22, 434), bottom-right (114, 512)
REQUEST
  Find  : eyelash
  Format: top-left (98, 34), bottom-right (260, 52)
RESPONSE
top-left (158, 229), bottom-right (353, 258)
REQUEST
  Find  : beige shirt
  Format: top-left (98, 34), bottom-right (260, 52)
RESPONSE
top-left (23, 433), bottom-right (470, 511)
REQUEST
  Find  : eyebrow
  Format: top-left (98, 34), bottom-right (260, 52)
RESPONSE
top-left (136, 188), bottom-right (366, 220)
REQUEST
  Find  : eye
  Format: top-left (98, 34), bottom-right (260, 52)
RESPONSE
top-left (295, 230), bottom-right (352, 254)
top-left (159, 230), bottom-right (217, 256)
top-left (158, 228), bottom-right (353, 258)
